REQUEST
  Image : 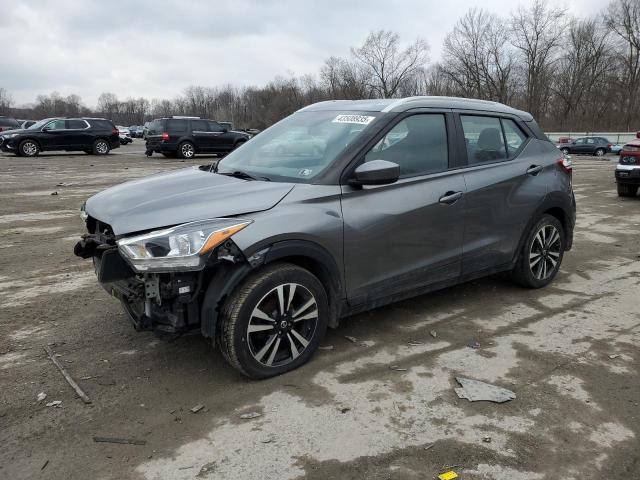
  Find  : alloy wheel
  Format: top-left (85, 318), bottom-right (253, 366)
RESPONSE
top-left (247, 283), bottom-right (318, 367)
top-left (22, 141), bottom-right (38, 156)
top-left (529, 225), bottom-right (561, 280)
top-left (181, 143), bottom-right (194, 158)
top-left (595, 149), bottom-right (604, 156)
top-left (96, 141), bottom-right (109, 154)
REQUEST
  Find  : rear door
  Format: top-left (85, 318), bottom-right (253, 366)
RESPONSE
top-left (458, 113), bottom-right (551, 274)
top-left (572, 138), bottom-right (588, 154)
top-left (341, 111), bottom-right (466, 305)
top-left (190, 119), bottom-right (212, 151)
top-left (65, 119), bottom-right (91, 149)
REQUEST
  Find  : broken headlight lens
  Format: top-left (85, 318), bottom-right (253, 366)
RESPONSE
top-left (117, 219), bottom-right (251, 272)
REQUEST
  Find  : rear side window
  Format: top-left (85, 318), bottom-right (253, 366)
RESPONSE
top-left (365, 113), bottom-right (448, 177)
top-left (501, 119), bottom-right (527, 156)
top-left (166, 119), bottom-right (188, 133)
top-left (461, 115), bottom-right (507, 164)
top-left (67, 120), bottom-right (87, 129)
top-left (191, 120), bottom-right (208, 131)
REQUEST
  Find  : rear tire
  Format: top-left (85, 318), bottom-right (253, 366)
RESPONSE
top-left (560, 147), bottom-right (570, 155)
top-left (177, 141), bottom-right (195, 159)
top-left (511, 214), bottom-right (565, 289)
top-left (617, 184), bottom-right (638, 197)
top-left (19, 139), bottom-right (40, 157)
top-left (218, 263), bottom-right (328, 379)
top-left (93, 139), bottom-right (110, 155)
top-left (594, 148), bottom-right (606, 157)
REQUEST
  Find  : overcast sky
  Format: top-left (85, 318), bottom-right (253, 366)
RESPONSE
top-left (1, 0), bottom-right (609, 108)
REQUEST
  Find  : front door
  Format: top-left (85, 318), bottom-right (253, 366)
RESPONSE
top-left (40, 119), bottom-right (68, 150)
top-left (341, 112), bottom-right (466, 306)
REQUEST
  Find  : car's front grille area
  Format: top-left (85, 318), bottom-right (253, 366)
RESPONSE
top-left (86, 215), bottom-right (115, 243)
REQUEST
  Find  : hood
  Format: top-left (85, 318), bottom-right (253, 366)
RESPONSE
top-left (85, 166), bottom-right (295, 235)
top-left (0, 128), bottom-right (26, 135)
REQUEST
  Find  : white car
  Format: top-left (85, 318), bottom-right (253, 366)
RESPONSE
top-left (116, 126), bottom-right (132, 145)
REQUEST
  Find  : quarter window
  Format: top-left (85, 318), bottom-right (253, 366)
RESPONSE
top-left (364, 114), bottom-right (448, 177)
top-left (208, 121), bottom-right (224, 132)
top-left (501, 119), bottom-right (527, 156)
top-left (461, 115), bottom-right (507, 164)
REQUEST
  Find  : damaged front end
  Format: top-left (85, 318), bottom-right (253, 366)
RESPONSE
top-left (74, 213), bottom-right (251, 338)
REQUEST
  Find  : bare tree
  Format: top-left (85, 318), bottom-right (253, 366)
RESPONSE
top-left (351, 30), bottom-right (429, 98)
top-left (510, 0), bottom-right (567, 119)
top-left (0, 87), bottom-right (13, 115)
top-left (606, 0), bottom-right (640, 129)
top-left (441, 9), bottom-right (515, 102)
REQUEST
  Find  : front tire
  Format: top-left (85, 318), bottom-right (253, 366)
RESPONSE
top-left (19, 139), bottom-right (40, 157)
top-left (511, 214), bottom-right (565, 289)
top-left (93, 139), bottom-right (110, 155)
top-left (561, 147), bottom-right (570, 155)
top-left (177, 141), bottom-right (195, 159)
top-left (218, 263), bottom-right (328, 379)
top-left (617, 183), bottom-right (638, 197)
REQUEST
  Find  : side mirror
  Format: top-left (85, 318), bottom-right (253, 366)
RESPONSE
top-left (42, 127), bottom-right (50, 132)
top-left (351, 160), bottom-right (400, 186)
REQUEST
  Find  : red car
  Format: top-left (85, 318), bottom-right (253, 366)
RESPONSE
top-left (615, 131), bottom-right (640, 197)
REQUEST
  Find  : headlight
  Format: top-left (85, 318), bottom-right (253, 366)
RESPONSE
top-left (117, 218), bottom-right (251, 272)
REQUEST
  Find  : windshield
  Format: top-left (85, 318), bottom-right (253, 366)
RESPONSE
top-left (27, 119), bottom-right (53, 130)
top-left (216, 110), bottom-right (381, 182)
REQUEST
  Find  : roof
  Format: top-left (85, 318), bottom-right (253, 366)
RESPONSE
top-left (299, 96), bottom-right (533, 121)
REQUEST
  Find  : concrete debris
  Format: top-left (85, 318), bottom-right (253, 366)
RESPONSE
top-left (190, 404), bottom-right (204, 414)
top-left (93, 436), bottom-right (146, 445)
top-left (389, 366), bottom-right (407, 372)
top-left (36, 392), bottom-right (47, 402)
top-left (408, 340), bottom-right (423, 345)
top-left (344, 336), bottom-right (357, 343)
top-left (430, 330), bottom-right (437, 338)
top-left (608, 354), bottom-right (620, 359)
top-left (239, 412), bottom-right (262, 420)
top-left (455, 377), bottom-right (516, 403)
top-left (45, 400), bottom-right (62, 407)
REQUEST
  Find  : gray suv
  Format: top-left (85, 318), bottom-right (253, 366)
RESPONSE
top-left (74, 96), bottom-right (576, 378)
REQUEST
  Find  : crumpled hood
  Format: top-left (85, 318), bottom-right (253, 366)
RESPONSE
top-left (85, 166), bottom-right (295, 235)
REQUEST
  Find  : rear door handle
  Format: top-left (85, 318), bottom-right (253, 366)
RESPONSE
top-left (439, 191), bottom-right (464, 205)
top-left (526, 165), bottom-right (544, 176)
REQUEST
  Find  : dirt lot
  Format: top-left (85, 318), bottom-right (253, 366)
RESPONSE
top-left (0, 142), bottom-right (638, 480)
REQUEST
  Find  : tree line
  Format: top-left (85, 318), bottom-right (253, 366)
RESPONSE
top-left (1, 0), bottom-right (639, 132)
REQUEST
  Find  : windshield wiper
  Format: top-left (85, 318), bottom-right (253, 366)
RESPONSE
top-left (217, 170), bottom-right (270, 181)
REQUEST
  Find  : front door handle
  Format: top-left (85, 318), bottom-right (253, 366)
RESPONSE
top-left (526, 165), bottom-right (544, 176)
top-left (439, 191), bottom-right (464, 205)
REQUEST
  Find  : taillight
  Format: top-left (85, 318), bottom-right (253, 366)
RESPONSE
top-left (161, 132), bottom-right (169, 141)
top-left (608, 143), bottom-right (612, 148)
top-left (557, 157), bottom-right (572, 174)
top-left (112, 127), bottom-right (118, 135)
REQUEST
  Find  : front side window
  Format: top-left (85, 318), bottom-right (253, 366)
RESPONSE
top-left (45, 119), bottom-right (66, 130)
top-left (364, 114), bottom-right (448, 177)
top-left (461, 115), bottom-right (507, 164)
top-left (217, 110), bottom-right (382, 182)
top-left (208, 121), bottom-right (224, 132)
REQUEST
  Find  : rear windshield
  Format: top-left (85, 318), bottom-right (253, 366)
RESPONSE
top-left (0, 117), bottom-right (20, 128)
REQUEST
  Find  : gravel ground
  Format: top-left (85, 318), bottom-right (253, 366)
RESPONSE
top-left (0, 143), bottom-right (638, 480)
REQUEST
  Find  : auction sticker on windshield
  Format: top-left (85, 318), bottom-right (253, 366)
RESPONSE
top-left (332, 114), bottom-right (376, 125)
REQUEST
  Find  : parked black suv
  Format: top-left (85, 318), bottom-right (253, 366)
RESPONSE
top-left (0, 118), bottom-right (120, 157)
top-left (0, 116), bottom-right (21, 133)
top-left (559, 136), bottom-right (612, 156)
top-left (145, 117), bottom-right (251, 159)
top-left (76, 96), bottom-right (576, 379)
